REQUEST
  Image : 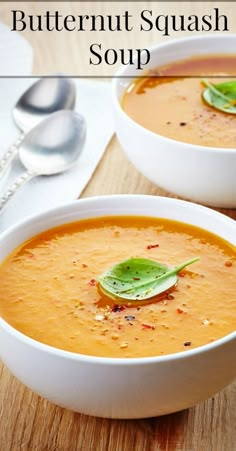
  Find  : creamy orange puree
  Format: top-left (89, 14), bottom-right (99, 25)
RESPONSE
top-left (123, 55), bottom-right (236, 148)
top-left (0, 216), bottom-right (235, 358)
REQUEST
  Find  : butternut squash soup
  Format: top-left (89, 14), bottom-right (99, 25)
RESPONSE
top-left (0, 216), bottom-right (235, 358)
top-left (123, 55), bottom-right (236, 148)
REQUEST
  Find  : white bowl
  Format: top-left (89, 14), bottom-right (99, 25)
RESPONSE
top-left (0, 195), bottom-right (235, 419)
top-left (112, 35), bottom-right (236, 208)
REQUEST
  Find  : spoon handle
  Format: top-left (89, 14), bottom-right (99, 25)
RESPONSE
top-left (0, 133), bottom-right (25, 177)
top-left (0, 170), bottom-right (36, 213)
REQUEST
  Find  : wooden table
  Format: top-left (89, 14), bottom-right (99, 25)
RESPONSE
top-left (1, 2), bottom-right (235, 450)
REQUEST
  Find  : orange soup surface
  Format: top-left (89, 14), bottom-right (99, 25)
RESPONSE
top-left (123, 54), bottom-right (236, 148)
top-left (0, 216), bottom-right (235, 358)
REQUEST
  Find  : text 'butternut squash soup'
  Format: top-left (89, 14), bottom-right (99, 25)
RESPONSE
top-left (0, 216), bottom-right (235, 358)
top-left (122, 54), bottom-right (236, 148)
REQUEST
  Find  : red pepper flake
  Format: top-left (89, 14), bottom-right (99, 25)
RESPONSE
top-left (179, 272), bottom-right (185, 278)
top-left (146, 244), bottom-right (159, 250)
top-left (133, 277), bottom-right (140, 280)
top-left (225, 260), bottom-right (232, 267)
top-left (117, 324), bottom-right (123, 330)
top-left (82, 263), bottom-right (88, 268)
top-left (142, 323), bottom-right (155, 330)
top-left (88, 279), bottom-right (96, 287)
top-left (28, 253), bottom-right (35, 258)
top-left (51, 299), bottom-right (60, 305)
top-left (176, 308), bottom-right (184, 314)
top-left (184, 341), bottom-right (191, 346)
top-left (112, 305), bottom-right (125, 313)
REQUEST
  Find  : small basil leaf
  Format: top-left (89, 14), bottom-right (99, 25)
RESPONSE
top-left (202, 79), bottom-right (236, 114)
top-left (98, 257), bottom-right (199, 302)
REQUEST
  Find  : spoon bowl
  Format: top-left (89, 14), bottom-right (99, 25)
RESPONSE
top-left (13, 77), bottom-right (76, 133)
top-left (0, 77), bottom-right (76, 177)
top-left (19, 110), bottom-right (86, 175)
top-left (0, 111), bottom-right (86, 212)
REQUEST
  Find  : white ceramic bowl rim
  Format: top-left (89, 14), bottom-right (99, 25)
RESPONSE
top-left (0, 195), bottom-right (235, 366)
top-left (112, 34), bottom-right (236, 154)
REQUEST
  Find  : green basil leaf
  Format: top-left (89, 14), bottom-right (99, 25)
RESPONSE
top-left (202, 79), bottom-right (236, 114)
top-left (98, 257), bottom-right (199, 302)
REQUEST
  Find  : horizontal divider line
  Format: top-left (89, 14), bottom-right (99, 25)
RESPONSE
top-left (0, 75), bottom-right (236, 79)
top-left (3, 1), bottom-right (235, 2)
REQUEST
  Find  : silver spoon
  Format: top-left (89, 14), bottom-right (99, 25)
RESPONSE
top-left (0, 110), bottom-right (86, 213)
top-left (0, 77), bottom-right (76, 177)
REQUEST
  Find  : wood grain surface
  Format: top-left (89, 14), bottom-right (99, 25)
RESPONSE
top-left (0, 2), bottom-right (236, 450)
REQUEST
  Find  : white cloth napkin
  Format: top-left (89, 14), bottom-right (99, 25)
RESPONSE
top-left (0, 23), bottom-right (33, 76)
top-left (0, 79), bottom-right (114, 232)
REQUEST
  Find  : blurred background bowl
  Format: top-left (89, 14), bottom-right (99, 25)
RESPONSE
top-left (112, 35), bottom-right (236, 208)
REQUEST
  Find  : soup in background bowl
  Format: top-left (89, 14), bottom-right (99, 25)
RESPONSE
top-left (123, 54), bottom-right (236, 149)
top-left (112, 35), bottom-right (236, 207)
top-left (0, 195), bottom-right (235, 418)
